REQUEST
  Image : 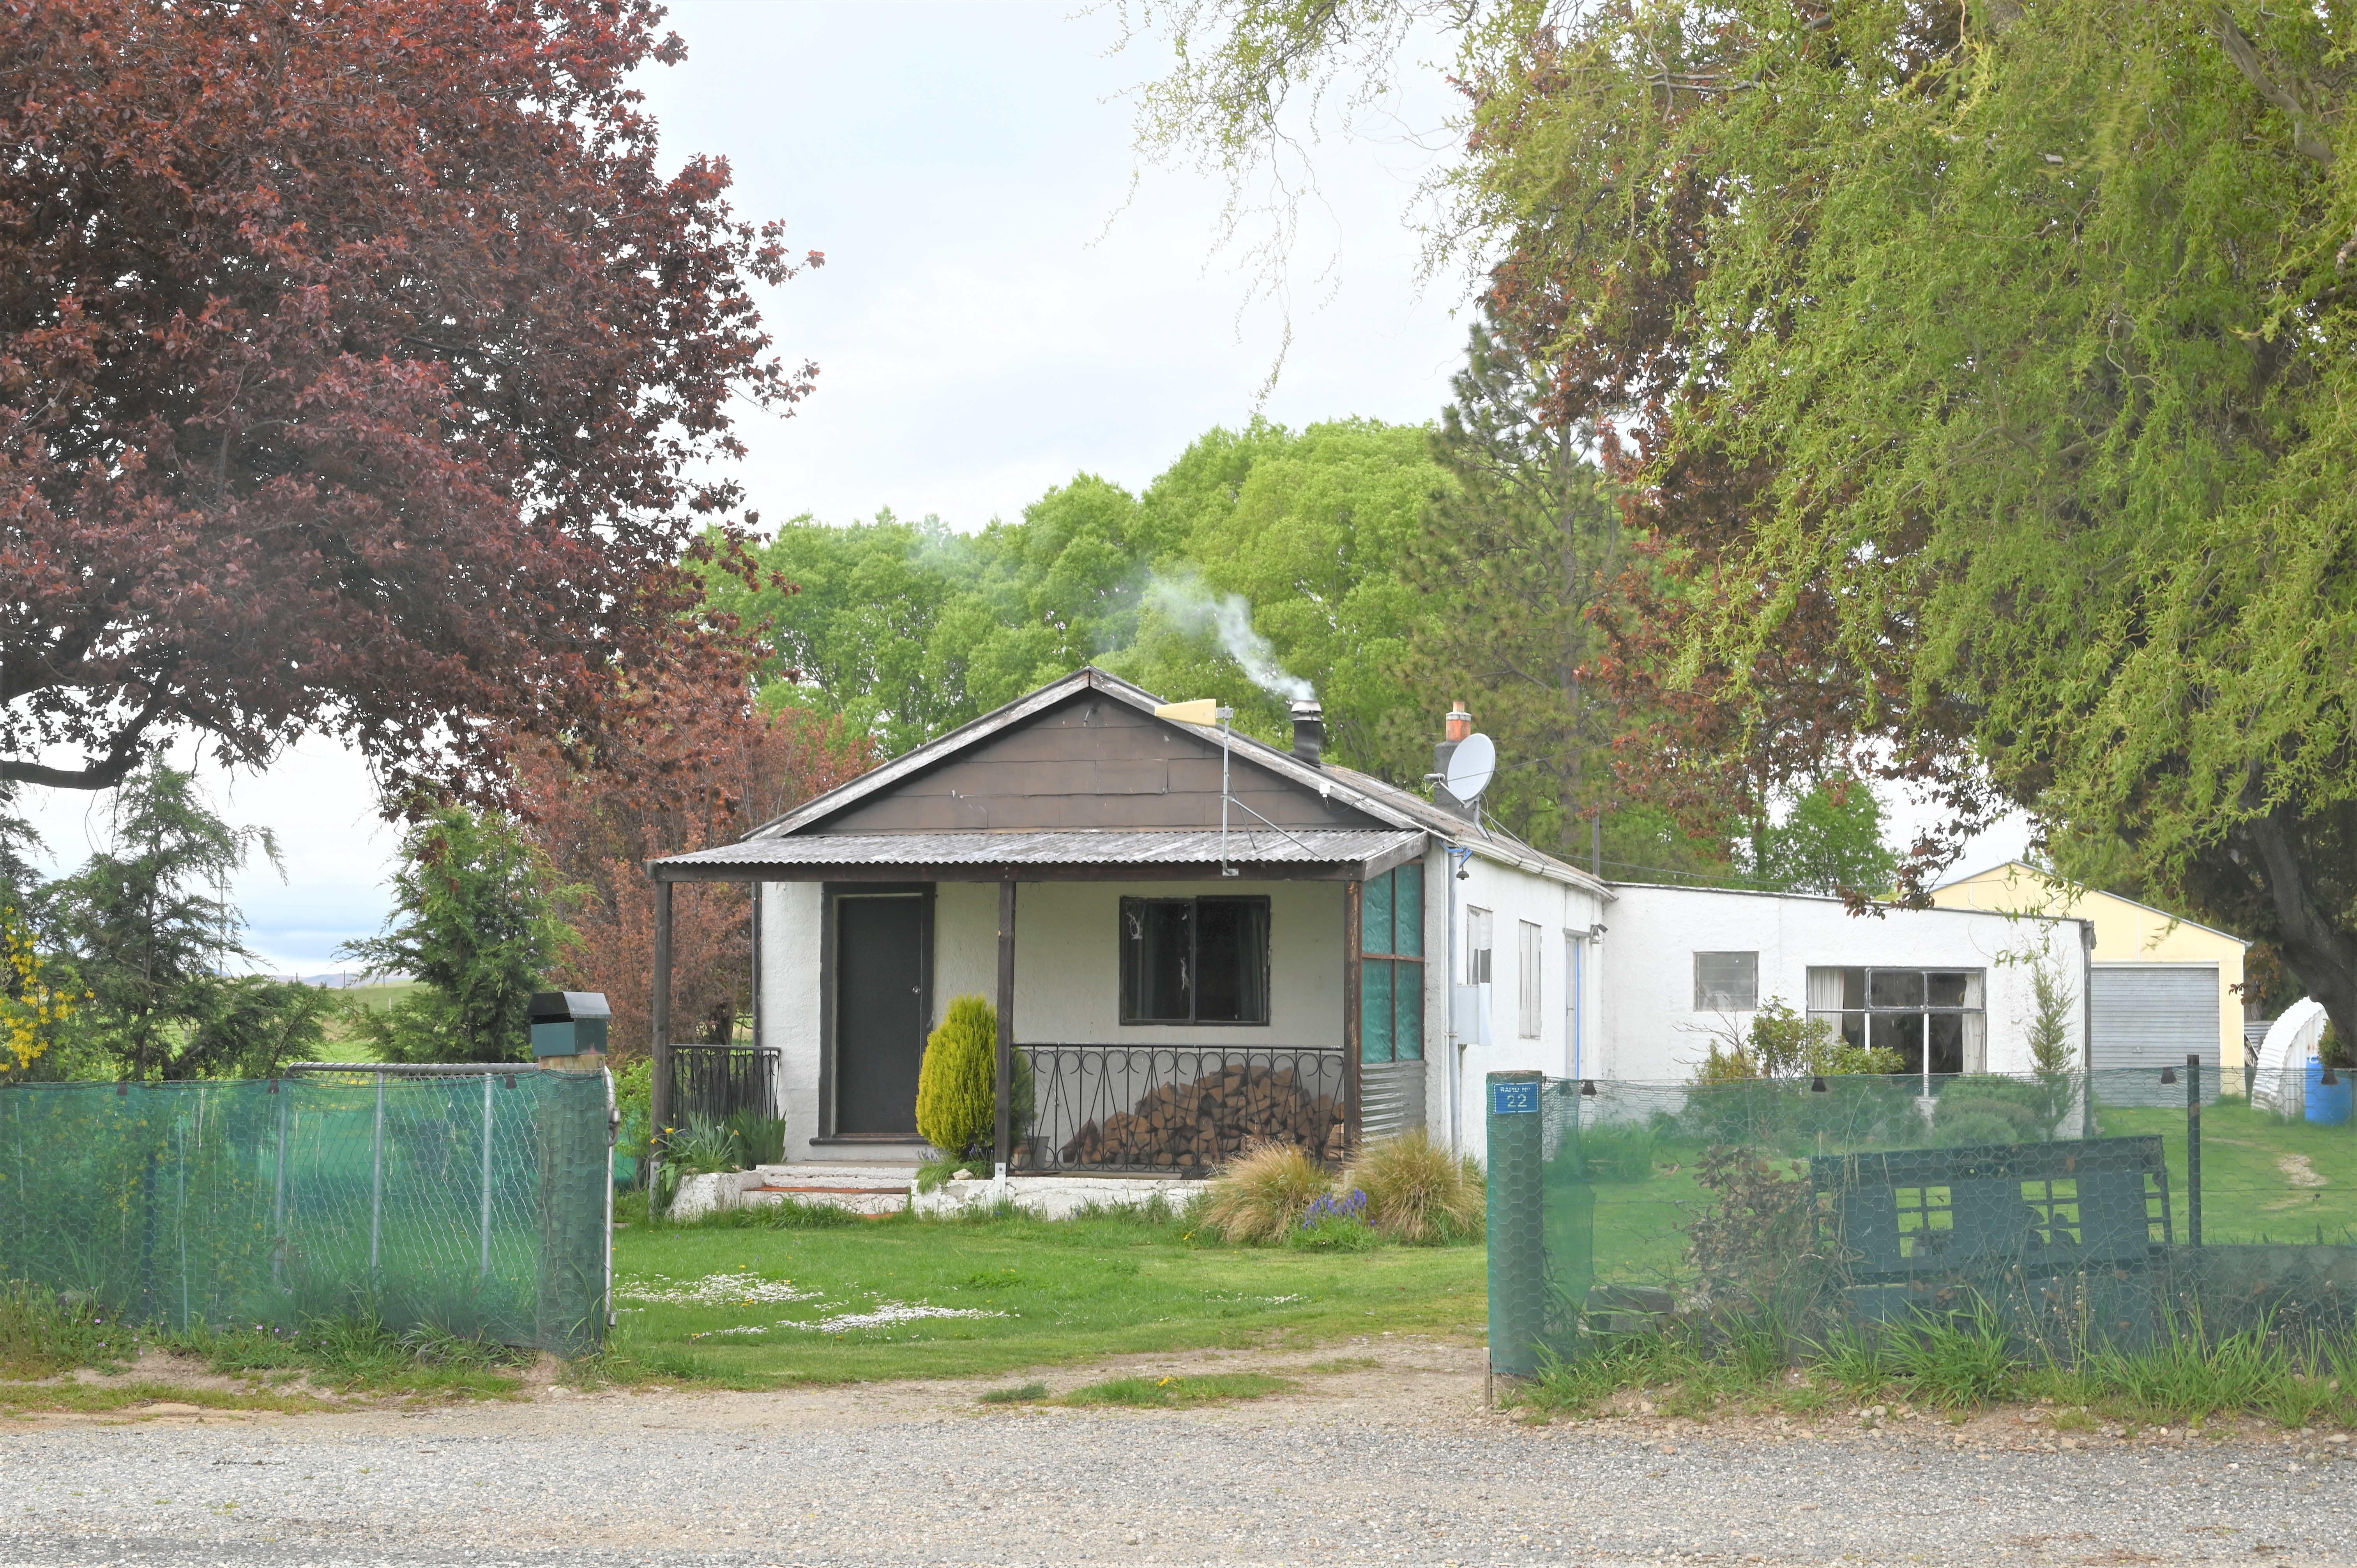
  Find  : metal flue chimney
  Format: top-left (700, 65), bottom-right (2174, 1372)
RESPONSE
top-left (1290, 699), bottom-right (1325, 767)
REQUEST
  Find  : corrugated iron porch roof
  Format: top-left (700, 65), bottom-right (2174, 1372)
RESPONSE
top-left (651, 827), bottom-right (1428, 882)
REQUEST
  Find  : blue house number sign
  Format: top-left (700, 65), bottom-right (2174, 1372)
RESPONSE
top-left (1490, 1081), bottom-right (1539, 1116)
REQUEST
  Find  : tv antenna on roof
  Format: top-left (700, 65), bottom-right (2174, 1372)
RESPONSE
top-left (1445, 733), bottom-right (1496, 803)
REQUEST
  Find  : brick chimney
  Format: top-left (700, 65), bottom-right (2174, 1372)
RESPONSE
top-left (1432, 700), bottom-right (1477, 821)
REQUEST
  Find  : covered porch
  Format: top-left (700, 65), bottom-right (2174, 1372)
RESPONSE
top-left (648, 825), bottom-right (1432, 1176)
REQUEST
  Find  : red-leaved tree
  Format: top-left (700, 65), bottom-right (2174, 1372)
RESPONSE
top-left (0, 0), bottom-right (817, 795)
top-left (511, 664), bottom-right (874, 1062)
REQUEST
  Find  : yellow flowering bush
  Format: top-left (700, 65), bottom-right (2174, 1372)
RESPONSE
top-left (0, 904), bottom-right (76, 1074)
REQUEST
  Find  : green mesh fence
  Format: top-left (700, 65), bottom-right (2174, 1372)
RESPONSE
top-left (1489, 1068), bottom-right (2357, 1376)
top-left (0, 1071), bottom-right (613, 1356)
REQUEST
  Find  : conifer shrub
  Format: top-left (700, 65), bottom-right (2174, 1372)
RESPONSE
top-left (1200, 1139), bottom-right (1333, 1244)
top-left (913, 994), bottom-right (1033, 1159)
top-left (1342, 1129), bottom-right (1485, 1243)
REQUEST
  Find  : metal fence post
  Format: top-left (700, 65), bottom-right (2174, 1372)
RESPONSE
top-left (2186, 1052), bottom-right (2203, 1248)
top-left (1486, 1070), bottom-right (1546, 1383)
top-left (271, 1083), bottom-right (289, 1292)
top-left (370, 1071), bottom-right (385, 1275)
top-left (480, 1071), bottom-right (495, 1278)
top-left (175, 1113), bottom-right (189, 1331)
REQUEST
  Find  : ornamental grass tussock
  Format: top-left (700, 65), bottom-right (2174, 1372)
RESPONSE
top-left (1200, 1139), bottom-right (1331, 1243)
top-left (1343, 1128), bottom-right (1484, 1243)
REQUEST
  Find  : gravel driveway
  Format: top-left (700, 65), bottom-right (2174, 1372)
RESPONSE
top-left (4, 1341), bottom-right (2351, 1566)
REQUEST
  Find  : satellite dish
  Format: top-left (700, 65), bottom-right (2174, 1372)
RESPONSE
top-left (1445, 733), bottom-right (1496, 803)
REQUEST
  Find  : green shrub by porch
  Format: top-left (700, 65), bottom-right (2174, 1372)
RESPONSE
top-left (915, 995), bottom-right (1032, 1160)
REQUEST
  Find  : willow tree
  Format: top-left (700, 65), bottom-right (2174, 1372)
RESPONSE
top-left (1596, 2), bottom-right (2357, 1037)
top-left (1128, 1), bottom-right (2357, 1038)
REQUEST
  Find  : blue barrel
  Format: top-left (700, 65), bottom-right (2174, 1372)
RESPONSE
top-left (2305, 1058), bottom-right (2352, 1125)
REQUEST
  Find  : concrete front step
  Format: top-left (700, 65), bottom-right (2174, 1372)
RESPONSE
top-left (750, 1163), bottom-right (919, 1188)
top-left (912, 1172), bottom-right (1205, 1220)
top-left (669, 1163), bottom-right (920, 1220)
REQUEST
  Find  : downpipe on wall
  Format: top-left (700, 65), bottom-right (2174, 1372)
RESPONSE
top-left (1445, 843), bottom-right (1473, 1153)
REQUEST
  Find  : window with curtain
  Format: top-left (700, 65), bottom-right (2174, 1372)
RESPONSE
top-left (1120, 897), bottom-right (1270, 1024)
top-left (1517, 921), bottom-right (1543, 1038)
top-left (1359, 866), bottom-right (1424, 1064)
top-left (1466, 906), bottom-right (1493, 984)
top-left (1804, 966), bottom-right (1986, 1075)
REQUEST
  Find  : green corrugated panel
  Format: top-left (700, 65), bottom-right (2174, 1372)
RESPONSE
top-left (0, 1073), bottom-right (609, 1356)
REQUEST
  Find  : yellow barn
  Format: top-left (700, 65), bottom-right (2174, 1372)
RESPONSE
top-left (1930, 860), bottom-right (2252, 1081)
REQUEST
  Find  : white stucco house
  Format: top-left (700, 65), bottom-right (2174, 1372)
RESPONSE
top-left (1595, 882), bottom-right (2090, 1091)
top-left (646, 668), bottom-right (2248, 1180)
top-left (648, 667), bottom-right (1603, 1174)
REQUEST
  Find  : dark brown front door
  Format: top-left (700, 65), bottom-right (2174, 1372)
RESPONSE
top-left (835, 893), bottom-right (927, 1134)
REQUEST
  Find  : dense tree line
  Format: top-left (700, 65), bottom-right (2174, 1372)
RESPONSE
top-left (1120, 0), bottom-right (2357, 1038)
top-left (702, 411), bottom-right (1894, 897)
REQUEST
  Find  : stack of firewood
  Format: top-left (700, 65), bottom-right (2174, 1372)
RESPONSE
top-left (1058, 1063), bottom-right (1346, 1169)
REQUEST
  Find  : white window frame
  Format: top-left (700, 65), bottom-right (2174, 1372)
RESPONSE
top-left (1466, 906), bottom-right (1493, 985)
top-left (1806, 965), bottom-right (1987, 1082)
top-left (1565, 931), bottom-right (1587, 1077)
top-left (1694, 951), bottom-right (1760, 1011)
top-left (1517, 920), bottom-right (1543, 1039)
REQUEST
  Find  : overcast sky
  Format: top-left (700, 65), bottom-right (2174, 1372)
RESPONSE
top-left (13, 1), bottom-right (2025, 976)
top-left (15, 2), bottom-right (1484, 974)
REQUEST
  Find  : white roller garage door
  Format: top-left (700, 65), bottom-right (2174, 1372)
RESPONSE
top-left (2090, 964), bottom-right (2219, 1105)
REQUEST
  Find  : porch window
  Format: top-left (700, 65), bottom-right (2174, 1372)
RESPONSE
top-left (1806, 966), bottom-right (1985, 1076)
top-left (1360, 866), bottom-right (1424, 1064)
top-left (1119, 897), bottom-right (1270, 1025)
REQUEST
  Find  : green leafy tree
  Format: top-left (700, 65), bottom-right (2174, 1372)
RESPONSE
top-left (1097, 418), bottom-right (1447, 780)
top-left (340, 806), bottom-right (570, 1063)
top-left (44, 765), bottom-right (326, 1079)
top-left (1573, 3), bottom-right (2357, 1041)
top-left (1754, 778), bottom-right (1898, 899)
top-left (1406, 314), bottom-right (1626, 852)
top-left (1128, 3), bottom-right (2357, 1042)
top-left (712, 421), bottom-right (1447, 782)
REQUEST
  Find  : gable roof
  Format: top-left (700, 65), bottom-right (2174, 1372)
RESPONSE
top-left (1933, 858), bottom-right (2249, 948)
top-left (735, 667), bottom-right (1604, 892)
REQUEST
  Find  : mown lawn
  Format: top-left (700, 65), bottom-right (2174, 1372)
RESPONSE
top-left (1570, 1097), bottom-right (2357, 1290)
top-left (603, 1205), bottom-right (1488, 1387)
top-left (2100, 1100), bottom-right (2357, 1244)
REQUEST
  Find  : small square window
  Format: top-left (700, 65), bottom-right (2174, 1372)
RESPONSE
top-left (1694, 951), bottom-right (1759, 1011)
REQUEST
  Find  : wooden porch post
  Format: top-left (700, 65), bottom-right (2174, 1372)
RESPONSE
top-left (650, 876), bottom-right (673, 1206)
top-left (995, 878), bottom-right (1017, 1176)
top-left (1343, 879), bottom-right (1363, 1159)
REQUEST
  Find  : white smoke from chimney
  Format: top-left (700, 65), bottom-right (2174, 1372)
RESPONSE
top-left (1145, 571), bottom-right (1316, 703)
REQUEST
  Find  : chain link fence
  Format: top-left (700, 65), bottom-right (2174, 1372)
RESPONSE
top-left (1488, 1068), bottom-right (2357, 1377)
top-left (0, 1070), bottom-right (612, 1356)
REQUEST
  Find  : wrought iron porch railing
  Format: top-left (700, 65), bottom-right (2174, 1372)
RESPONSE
top-left (1013, 1044), bottom-right (1347, 1175)
top-left (666, 1043), bottom-right (780, 1128)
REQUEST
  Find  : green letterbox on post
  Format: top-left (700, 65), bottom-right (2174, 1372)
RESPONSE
top-left (529, 991), bottom-right (611, 1066)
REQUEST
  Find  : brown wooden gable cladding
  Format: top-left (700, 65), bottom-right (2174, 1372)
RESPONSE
top-left (806, 692), bottom-right (1385, 835)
